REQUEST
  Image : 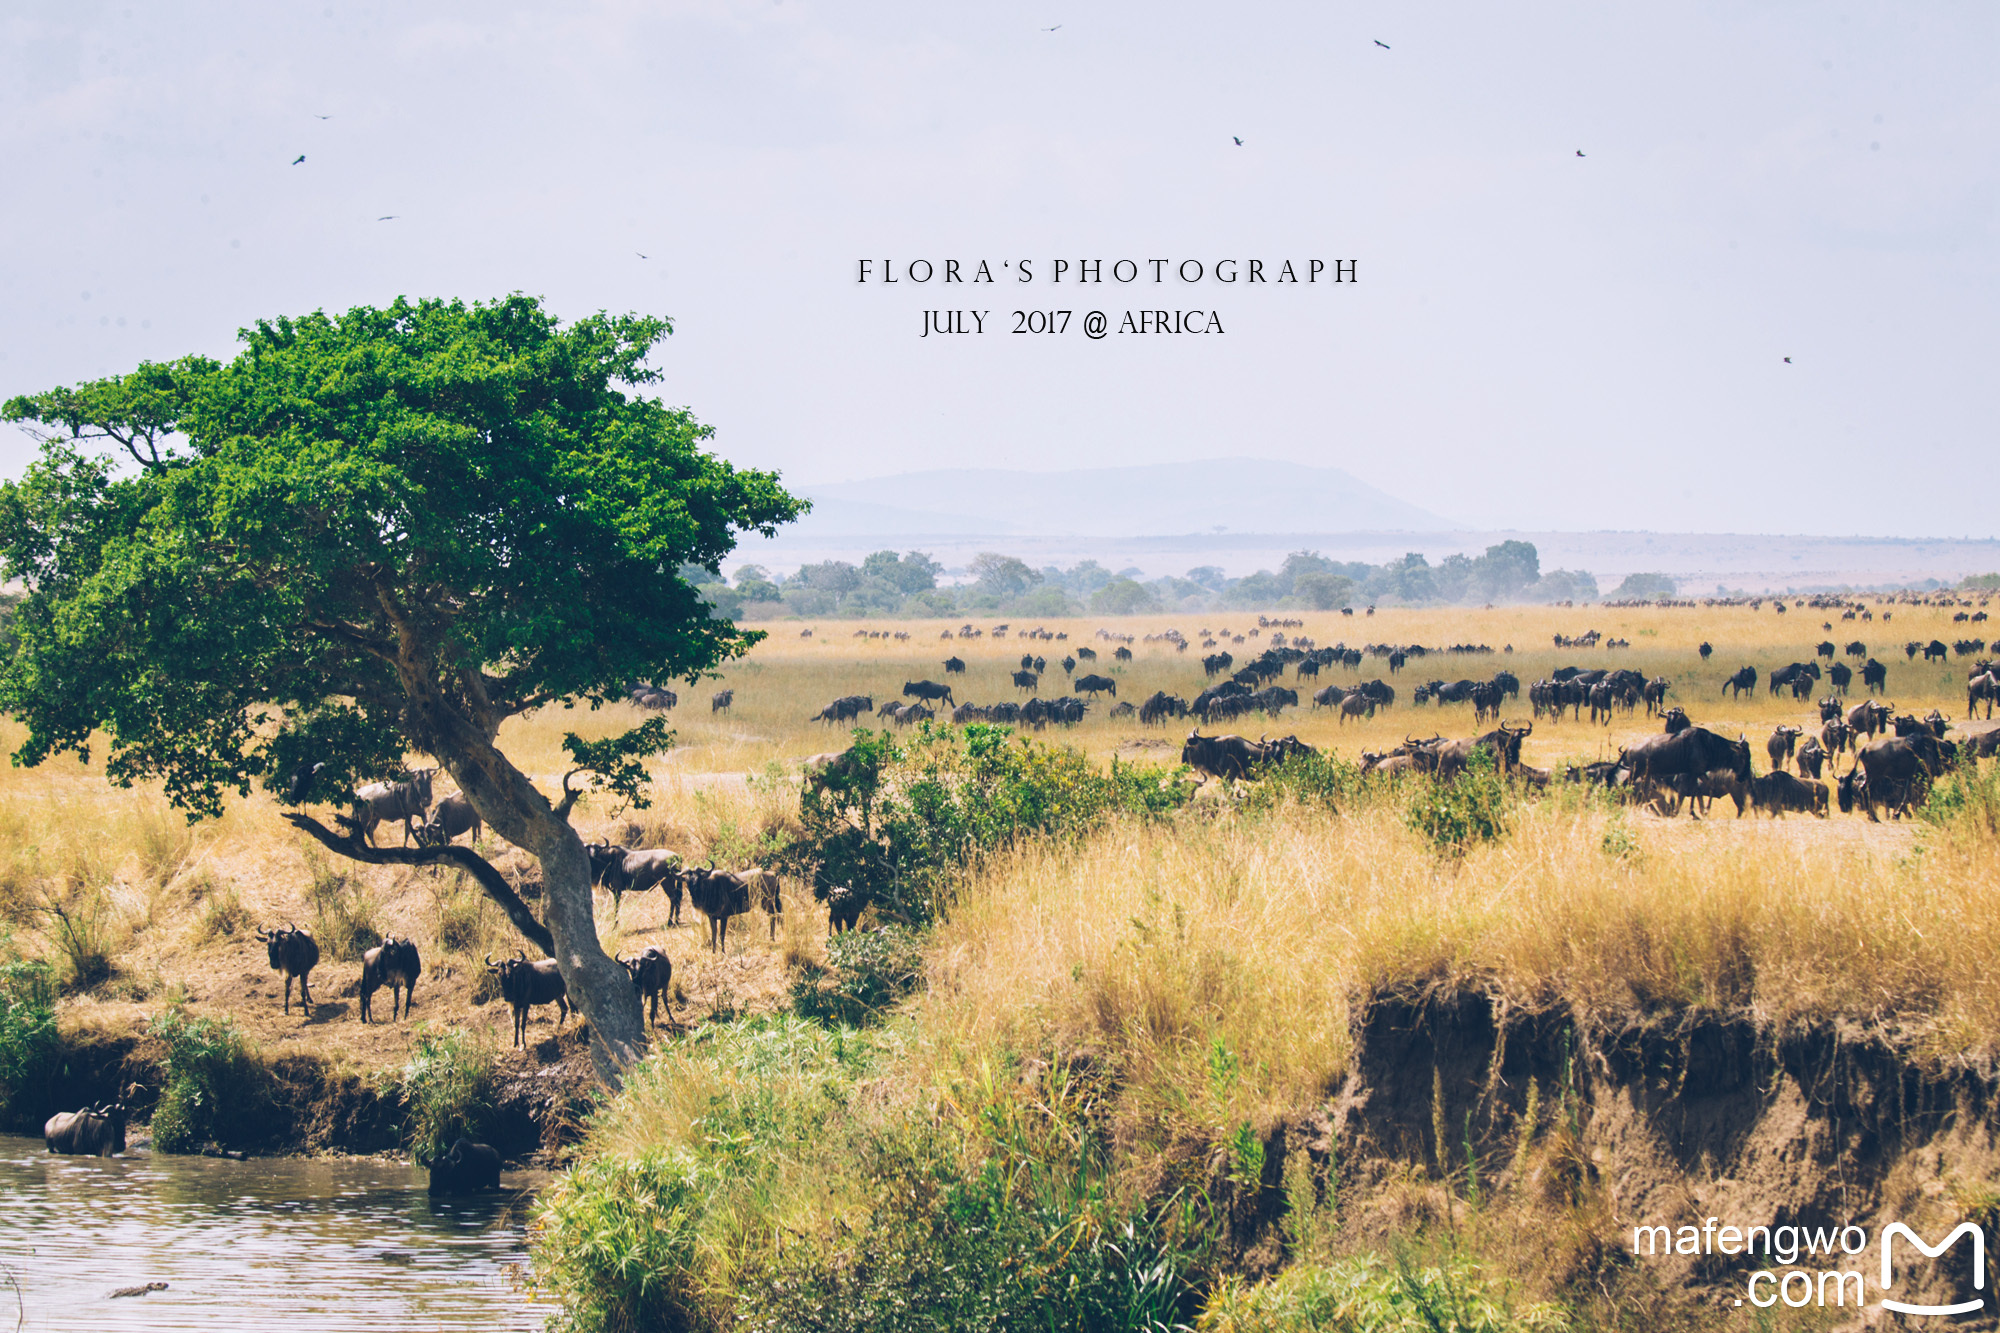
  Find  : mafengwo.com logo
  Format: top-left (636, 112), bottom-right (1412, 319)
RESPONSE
top-left (1631, 1218), bottom-right (1986, 1314)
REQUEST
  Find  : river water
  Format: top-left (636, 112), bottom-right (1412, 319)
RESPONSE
top-left (0, 1135), bottom-right (552, 1331)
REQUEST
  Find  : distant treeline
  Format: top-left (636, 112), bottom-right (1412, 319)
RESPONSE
top-left (687, 542), bottom-right (1693, 618)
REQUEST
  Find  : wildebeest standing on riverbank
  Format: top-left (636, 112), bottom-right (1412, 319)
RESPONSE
top-left (485, 950), bottom-right (569, 1047)
top-left (255, 925), bottom-right (319, 1016)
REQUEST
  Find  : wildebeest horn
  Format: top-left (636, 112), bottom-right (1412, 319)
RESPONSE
top-left (483, 953), bottom-right (495, 968)
top-left (516, 948), bottom-right (527, 962)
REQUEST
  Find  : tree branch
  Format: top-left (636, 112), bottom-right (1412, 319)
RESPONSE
top-left (280, 813), bottom-right (554, 954)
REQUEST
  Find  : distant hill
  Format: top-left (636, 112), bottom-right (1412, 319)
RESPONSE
top-left (793, 460), bottom-right (1454, 538)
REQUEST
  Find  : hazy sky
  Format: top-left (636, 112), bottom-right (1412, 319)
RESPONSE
top-left (2, 1), bottom-right (1992, 537)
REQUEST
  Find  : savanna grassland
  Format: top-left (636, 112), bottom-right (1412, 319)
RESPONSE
top-left (4, 599), bottom-right (1999, 1331)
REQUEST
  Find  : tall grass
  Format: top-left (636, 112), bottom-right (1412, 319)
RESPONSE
top-left (402, 1025), bottom-right (498, 1163)
top-left (0, 958), bottom-right (60, 1128)
top-left (149, 1009), bottom-right (268, 1152)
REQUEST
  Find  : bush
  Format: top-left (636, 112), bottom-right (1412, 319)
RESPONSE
top-left (1920, 759), bottom-right (2000, 841)
top-left (1240, 750), bottom-right (1359, 814)
top-left (306, 853), bottom-right (382, 961)
top-left (1200, 1249), bottom-right (1571, 1332)
top-left (0, 959), bottom-right (61, 1128)
top-left (402, 1025), bottom-right (497, 1163)
top-left (790, 926), bottom-right (925, 1027)
top-left (150, 1009), bottom-right (267, 1152)
top-left (1404, 749), bottom-right (1514, 855)
top-left (536, 1151), bottom-right (711, 1333)
top-left (39, 887), bottom-right (114, 991)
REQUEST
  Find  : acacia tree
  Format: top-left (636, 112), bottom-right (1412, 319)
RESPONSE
top-left (0, 295), bottom-right (805, 1085)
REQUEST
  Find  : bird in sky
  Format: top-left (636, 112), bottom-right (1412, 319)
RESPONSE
top-left (312, 114), bottom-right (333, 120)
top-left (1783, 356), bottom-right (1793, 363)
top-left (1043, 24), bottom-right (1061, 31)
top-left (291, 155), bottom-right (306, 165)
top-left (1374, 39), bottom-right (1390, 48)
top-left (1232, 136), bottom-right (1243, 146)
top-left (377, 215), bottom-right (398, 221)
top-left (637, 252), bottom-right (649, 259)
top-left (1575, 150), bottom-right (1585, 157)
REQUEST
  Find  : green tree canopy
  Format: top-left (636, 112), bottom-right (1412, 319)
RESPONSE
top-left (0, 294), bottom-right (806, 1083)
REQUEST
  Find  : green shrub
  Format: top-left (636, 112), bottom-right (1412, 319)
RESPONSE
top-left (1203, 1248), bottom-right (1571, 1331)
top-left (150, 1010), bottom-right (267, 1152)
top-left (1404, 749), bottom-right (1514, 855)
top-left (1240, 749), bottom-right (1359, 814)
top-left (536, 1150), bottom-right (711, 1333)
top-left (402, 1025), bottom-right (497, 1163)
top-left (0, 959), bottom-right (61, 1128)
top-left (1920, 758), bottom-right (2000, 840)
top-left (789, 926), bottom-right (925, 1027)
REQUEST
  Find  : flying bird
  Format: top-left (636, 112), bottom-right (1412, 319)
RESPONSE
top-left (1575, 150), bottom-right (1585, 157)
top-left (377, 215), bottom-right (398, 221)
top-left (312, 114), bottom-right (333, 120)
top-left (1232, 136), bottom-right (1243, 146)
top-left (291, 155), bottom-right (306, 165)
top-left (1043, 24), bottom-right (1061, 31)
top-left (1374, 39), bottom-right (1390, 48)
top-left (637, 252), bottom-right (648, 259)
top-left (1783, 356), bottom-right (1792, 363)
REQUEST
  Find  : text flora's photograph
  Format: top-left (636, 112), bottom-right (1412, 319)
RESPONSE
top-left (0, 1), bottom-right (1995, 1329)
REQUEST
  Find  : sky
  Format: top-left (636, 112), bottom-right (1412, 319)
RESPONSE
top-left (0, 0), bottom-right (1993, 537)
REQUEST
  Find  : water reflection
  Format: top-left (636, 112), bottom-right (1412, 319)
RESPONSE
top-left (0, 1135), bottom-right (550, 1331)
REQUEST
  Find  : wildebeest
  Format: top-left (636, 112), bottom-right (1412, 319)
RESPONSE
top-left (586, 843), bottom-right (684, 923)
top-left (1751, 772), bottom-right (1827, 819)
top-left (1818, 696), bottom-right (1844, 723)
top-left (1113, 646), bottom-right (1133, 662)
top-left (1139, 690), bottom-right (1188, 725)
top-left (1684, 769), bottom-right (1748, 819)
top-left (1060, 655), bottom-right (1077, 674)
top-left (1698, 641), bottom-right (1713, 661)
top-left (1074, 673), bottom-right (1117, 699)
top-left (810, 695), bottom-right (873, 724)
top-left (1827, 661), bottom-right (1852, 693)
top-left (1766, 725), bottom-right (1803, 769)
top-left (629, 683), bottom-right (678, 711)
top-left (1816, 640), bottom-right (1836, 660)
top-left (1795, 737), bottom-right (1827, 780)
top-left (45, 1100), bottom-right (129, 1156)
top-left (943, 656), bottom-right (966, 674)
top-left (426, 1137), bottom-right (503, 1195)
top-left (1968, 670), bottom-right (1999, 720)
top-left (1924, 640), bottom-right (1949, 662)
top-left (359, 936), bottom-right (420, 1023)
top-left (1642, 676), bottom-right (1671, 715)
top-left (1861, 658), bottom-right (1888, 692)
top-left (1076, 646), bottom-right (1097, 661)
top-left (1722, 666), bottom-right (1757, 698)
top-left (683, 864), bottom-right (754, 952)
top-left (741, 866), bottom-right (783, 939)
top-left (620, 946), bottom-right (673, 1027)
top-left (1621, 727), bottom-right (1753, 806)
top-left (1661, 706), bottom-right (1691, 734)
top-left (1339, 691), bottom-right (1375, 724)
top-left (1429, 722), bottom-right (1532, 778)
top-left (1849, 732), bottom-right (1950, 822)
top-left (1180, 731), bottom-right (1272, 781)
top-left (1012, 670), bottom-right (1040, 692)
top-left (1767, 662), bottom-right (1821, 696)
top-left (255, 925), bottom-right (319, 1015)
top-left (1821, 718), bottom-right (1855, 755)
top-left (484, 950), bottom-right (569, 1047)
top-left (711, 688), bottom-right (734, 713)
top-left (1847, 699), bottom-right (1894, 739)
top-left (902, 679), bottom-right (955, 705)
top-left (354, 769), bottom-right (436, 846)
top-left (417, 792), bottom-right (482, 847)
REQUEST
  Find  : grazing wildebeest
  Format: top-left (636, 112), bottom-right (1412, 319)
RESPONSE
top-left (586, 843), bottom-right (684, 923)
top-left (45, 1101), bottom-right (129, 1156)
top-left (711, 689), bottom-right (734, 713)
top-left (1114, 646), bottom-right (1133, 662)
top-left (255, 925), bottom-right (319, 1015)
top-left (1429, 722), bottom-right (1532, 778)
top-left (620, 946), bottom-right (673, 1027)
top-left (629, 684), bottom-right (677, 711)
top-left (1924, 640), bottom-right (1949, 662)
top-left (1861, 658), bottom-right (1888, 692)
top-left (1180, 731), bottom-right (1271, 781)
top-left (1766, 725), bottom-right (1803, 769)
top-left (1683, 769), bottom-right (1748, 819)
top-left (1795, 737), bottom-right (1827, 780)
top-left (354, 769), bottom-right (436, 846)
top-left (1906, 641), bottom-right (1922, 660)
top-left (426, 1137), bottom-right (503, 1195)
top-left (1751, 772), bottom-right (1827, 819)
top-left (1076, 646), bottom-right (1097, 661)
top-left (358, 936), bottom-right (420, 1023)
top-left (1847, 698), bottom-right (1894, 739)
top-left (417, 793), bottom-right (482, 847)
top-left (1722, 666), bottom-right (1757, 698)
top-left (1338, 691), bottom-right (1375, 724)
top-left (1312, 684), bottom-right (1347, 710)
top-left (903, 679), bottom-right (955, 706)
top-left (683, 864), bottom-right (753, 952)
top-left (485, 951), bottom-right (569, 1047)
top-left (1073, 673), bottom-right (1117, 699)
top-left (1845, 640), bottom-right (1867, 659)
top-left (1816, 641), bottom-right (1836, 660)
top-left (943, 656), bottom-right (966, 674)
top-left (1012, 670), bottom-right (1041, 692)
top-left (1109, 701), bottom-right (1136, 718)
top-left (1139, 691), bottom-right (1187, 725)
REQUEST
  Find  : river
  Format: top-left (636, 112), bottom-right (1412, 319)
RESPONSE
top-left (0, 1135), bottom-right (552, 1331)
